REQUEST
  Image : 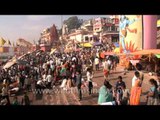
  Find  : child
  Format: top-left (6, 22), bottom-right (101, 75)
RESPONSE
top-left (121, 84), bottom-right (130, 105)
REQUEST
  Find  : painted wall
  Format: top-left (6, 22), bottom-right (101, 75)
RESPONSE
top-left (119, 15), bottom-right (143, 53)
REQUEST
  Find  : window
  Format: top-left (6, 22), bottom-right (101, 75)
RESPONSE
top-left (111, 26), bottom-right (115, 31)
top-left (85, 36), bottom-right (89, 42)
top-left (117, 27), bottom-right (119, 31)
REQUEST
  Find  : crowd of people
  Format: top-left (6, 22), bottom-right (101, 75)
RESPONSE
top-left (0, 45), bottom-right (117, 105)
top-left (97, 64), bottom-right (160, 105)
top-left (0, 42), bottom-right (160, 105)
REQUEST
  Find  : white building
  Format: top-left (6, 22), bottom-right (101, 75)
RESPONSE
top-left (68, 30), bottom-right (89, 43)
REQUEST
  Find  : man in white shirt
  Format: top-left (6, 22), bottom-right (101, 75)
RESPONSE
top-left (46, 72), bottom-right (52, 88)
top-left (86, 69), bottom-right (93, 95)
top-left (94, 57), bottom-right (99, 71)
top-left (132, 71), bottom-right (140, 87)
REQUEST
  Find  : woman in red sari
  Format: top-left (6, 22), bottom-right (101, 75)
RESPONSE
top-left (130, 72), bottom-right (142, 105)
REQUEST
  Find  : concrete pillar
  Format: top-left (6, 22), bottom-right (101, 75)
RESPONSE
top-left (143, 15), bottom-right (157, 49)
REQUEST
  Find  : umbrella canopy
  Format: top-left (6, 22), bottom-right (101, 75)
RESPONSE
top-left (18, 53), bottom-right (28, 60)
top-left (114, 48), bottom-right (120, 53)
top-left (80, 43), bottom-right (92, 47)
top-left (93, 42), bottom-right (102, 46)
top-left (155, 54), bottom-right (160, 58)
top-left (113, 42), bottom-right (119, 47)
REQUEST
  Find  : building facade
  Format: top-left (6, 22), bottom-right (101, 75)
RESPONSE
top-left (81, 19), bottom-right (93, 31)
top-left (40, 24), bottom-right (59, 46)
top-left (68, 30), bottom-right (89, 43)
top-left (93, 16), bottom-right (119, 44)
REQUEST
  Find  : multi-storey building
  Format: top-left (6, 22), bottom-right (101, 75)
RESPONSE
top-left (39, 24), bottom-right (59, 52)
top-left (40, 24), bottom-right (59, 46)
top-left (93, 16), bottom-right (119, 44)
top-left (68, 29), bottom-right (90, 43)
top-left (81, 19), bottom-right (93, 31)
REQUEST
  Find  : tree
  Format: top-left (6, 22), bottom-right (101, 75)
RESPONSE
top-left (63, 16), bottom-right (83, 33)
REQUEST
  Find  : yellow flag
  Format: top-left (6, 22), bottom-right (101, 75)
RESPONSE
top-left (0, 37), bottom-right (6, 46)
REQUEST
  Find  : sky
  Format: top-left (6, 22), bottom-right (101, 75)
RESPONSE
top-left (0, 15), bottom-right (108, 44)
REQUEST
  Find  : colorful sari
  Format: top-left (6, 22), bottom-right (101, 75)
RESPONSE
top-left (130, 79), bottom-right (142, 105)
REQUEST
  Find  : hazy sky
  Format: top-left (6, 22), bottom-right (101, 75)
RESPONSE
top-left (0, 15), bottom-right (107, 44)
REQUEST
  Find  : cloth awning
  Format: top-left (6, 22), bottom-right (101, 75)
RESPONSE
top-left (155, 54), bottom-right (160, 58)
top-left (3, 61), bottom-right (16, 69)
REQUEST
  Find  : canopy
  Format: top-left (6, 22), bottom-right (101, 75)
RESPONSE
top-left (116, 49), bottom-right (160, 56)
top-left (9, 57), bottom-right (17, 62)
top-left (114, 48), bottom-right (120, 53)
top-left (155, 54), bottom-right (160, 58)
top-left (113, 42), bottom-right (119, 47)
top-left (80, 43), bottom-right (92, 47)
top-left (18, 53), bottom-right (28, 60)
top-left (3, 61), bottom-right (16, 69)
top-left (93, 42), bottom-right (102, 46)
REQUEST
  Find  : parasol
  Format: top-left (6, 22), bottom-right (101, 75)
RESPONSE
top-left (93, 42), bottom-right (102, 46)
top-left (113, 42), bottom-right (119, 47)
top-left (80, 43), bottom-right (92, 47)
